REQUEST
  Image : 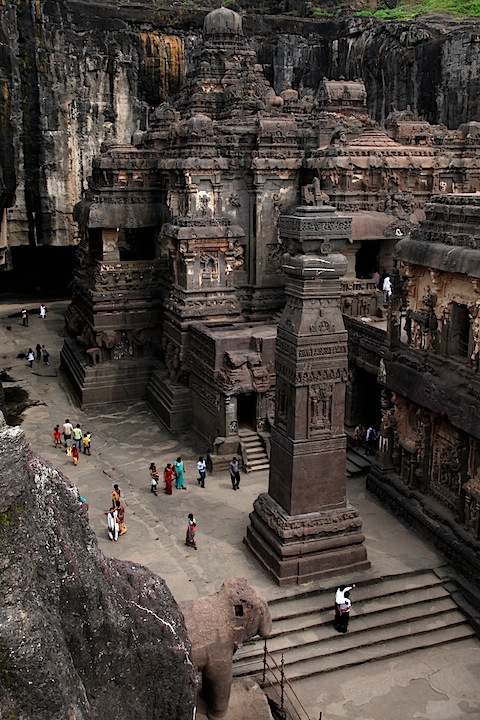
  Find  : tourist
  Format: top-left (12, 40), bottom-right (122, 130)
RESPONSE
top-left (116, 500), bottom-right (127, 536)
top-left (149, 463), bottom-right (159, 496)
top-left (21, 309), bottom-right (29, 327)
top-left (371, 270), bottom-right (380, 285)
top-left (105, 505), bottom-right (119, 542)
top-left (353, 424), bottom-right (365, 450)
top-left (27, 348), bottom-right (35, 368)
top-left (365, 426), bottom-right (377, 456)
top-left (185, 513), bottom-right (197, 550)
top-left (62, 418), bottom-right (73, 447)
top-left (35, 343), bottom-right (42, 361)
top-left (197, 456), bottom-right (206, 488)
top-left (383, 274), bottom-right (392, 303)
top-left (229, 456), bottom-right (241, 491)
top-left (112, 484), bottom-right (121, 505)
top-left (334, 584), bottom-right (356, 632)
top-left (337, 591), bottom-right (352, 633)
top-left (174, 456), bottom-right (186, 489)
top-left (82, 432), bottom-right (92, 455)
top-left (53, 425), bottom-right (62, 448)
top-left (39, 304), bottom-right (47, 319)
top-left (72, 444), bottom-right (79, 466)
top-left (164, 463), bottom-right (174, 495)
top-left (72, 423), bottom-right (83, 450)
top-left (41, 345), bottom-right (49, 365)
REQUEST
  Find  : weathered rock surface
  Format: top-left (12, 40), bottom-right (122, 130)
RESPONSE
top-left (0, 419), bottom-right (196, 719)
top-left (1, 0), bottom-right (480, 255)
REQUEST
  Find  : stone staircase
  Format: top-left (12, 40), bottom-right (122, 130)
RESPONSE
top-left (346, 446), bottom-right (372, 476)
top-left (233, 569), bottom-right (476, 683)
top-left (239, 429), bottom-right (270, 473)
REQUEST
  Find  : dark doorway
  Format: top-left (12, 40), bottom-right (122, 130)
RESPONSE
top-left (346, 366), bottom-right (382, 430)
top-left (237, 393), bottom-right (256, 429)
top-left (355, 241), bottom-right (380, 280)
top-left (449, 303), bottom-right (470, 358)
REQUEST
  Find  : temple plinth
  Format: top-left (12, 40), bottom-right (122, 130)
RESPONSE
top-left (245, 203), bottom-right (370, 585)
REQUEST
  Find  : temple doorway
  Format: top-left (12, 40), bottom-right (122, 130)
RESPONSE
top-left (237, 393), bottom-right (256, 429)
top-left (347, 366), bottom-right (382, 430)
top-left (355, 241), bottom-right (380, 280)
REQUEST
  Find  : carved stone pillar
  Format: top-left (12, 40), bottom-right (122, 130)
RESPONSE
top-left (245, 204), bottom-right (369, 585)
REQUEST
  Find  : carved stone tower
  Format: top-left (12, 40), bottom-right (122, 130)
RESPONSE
top-left (245, 203), bottom-right (370, 585)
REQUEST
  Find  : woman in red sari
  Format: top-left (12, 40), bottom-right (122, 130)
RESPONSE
top-left (163, 464), bottom-right (174, 495)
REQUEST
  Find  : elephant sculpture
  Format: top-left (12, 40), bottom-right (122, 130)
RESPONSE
top-left (179, 577), bottom-right (272, 720)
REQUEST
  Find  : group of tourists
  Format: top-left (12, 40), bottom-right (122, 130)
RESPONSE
top-left (105, 484), bottom-right (127, 541)
top-left (353, 424), bottom-right (379, 456)
top-left (149, 457), bottom-right (186, 496)
top-left (26, 344), bottom-right (50, 367)
top-left (55, 419), bottom-right (92, 465)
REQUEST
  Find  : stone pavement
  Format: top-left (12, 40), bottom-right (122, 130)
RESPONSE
top-left (1, 299), bottom-right (479, 719)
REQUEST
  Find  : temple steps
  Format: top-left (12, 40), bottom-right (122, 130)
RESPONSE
top-left (239, 430), bottom-right (270, 473)
top-left (346, 447), bottom-right (371, 476)
top-left (232, 569), bottom-right (476, 683)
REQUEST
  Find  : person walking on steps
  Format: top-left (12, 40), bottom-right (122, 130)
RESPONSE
top-left (334, 584), bottom-right (356, 632)
top-left (197, 456), bottom-right (206, 488)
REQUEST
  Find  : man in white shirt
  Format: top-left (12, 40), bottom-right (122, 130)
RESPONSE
top-left (62, 419), bottom-right (73, 448)
top-left (334, 584), bottom-right (355, 631)
top-left (197, 456), bottom-right (206, 488)
top-left (383, 275), bottom-right (392, 303)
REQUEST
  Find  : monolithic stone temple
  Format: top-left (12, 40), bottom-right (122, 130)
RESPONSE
top-left (51, 6), bottom-right (480, 581)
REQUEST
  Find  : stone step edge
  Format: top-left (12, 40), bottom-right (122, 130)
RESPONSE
top-left (257, 593), bottom-right (456, 644)
top-left (267, 576), bottom-right (447, 619)
top-left (234, 605), bottom-right (464, 663)
top-left (256, 627), bottom-right (475, 685)
top-left (233, 616), bottom-right (472, 677)
top-left (265, 567), bottom-right (447, 607)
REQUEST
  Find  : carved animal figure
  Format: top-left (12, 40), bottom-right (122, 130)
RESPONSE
top-left (179, 577), bottom-right (272, 720)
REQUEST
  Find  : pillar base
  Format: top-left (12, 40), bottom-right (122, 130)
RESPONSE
top-left (244, 493), bottom-right (370, 586)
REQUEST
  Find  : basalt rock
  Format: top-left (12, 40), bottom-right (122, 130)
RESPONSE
top-left (0, 418), bottom-right (196, 720)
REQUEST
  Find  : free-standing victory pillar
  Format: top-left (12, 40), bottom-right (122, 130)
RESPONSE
top-left (245, 203), bottom-right (370, 585)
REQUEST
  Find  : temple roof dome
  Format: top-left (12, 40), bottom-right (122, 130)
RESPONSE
top-left (204, 7), bottom-right (243, 37)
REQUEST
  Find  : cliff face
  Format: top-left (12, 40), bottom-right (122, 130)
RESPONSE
top-left (1, 0), bottom-right (480, 252)
top-left (0, 419), bottom-right (196, 720)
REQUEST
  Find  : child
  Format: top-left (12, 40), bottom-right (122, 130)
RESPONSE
top-left (82, 432), bottom-right (92, 455)
top-left (72, 444), bottom-right (79, 466)
top-left (53, 425), bottom-right (62, 448)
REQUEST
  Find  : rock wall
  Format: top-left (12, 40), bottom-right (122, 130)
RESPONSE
top-left (0, 418), bottom-right (197, 719)
top-left (1, 0), bottom-right (480, 252)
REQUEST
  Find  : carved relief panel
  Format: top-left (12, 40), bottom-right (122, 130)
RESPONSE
top-left (308, 383), bottom-right (333, 436)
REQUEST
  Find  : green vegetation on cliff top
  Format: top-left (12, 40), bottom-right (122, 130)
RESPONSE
top-left (353, 0), bottom-right (480, 19)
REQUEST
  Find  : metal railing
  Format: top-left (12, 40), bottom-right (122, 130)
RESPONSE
top-left (238, 638), bottom-right (322, 720)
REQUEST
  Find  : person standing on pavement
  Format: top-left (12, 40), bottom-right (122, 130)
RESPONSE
top-left (41, 345), bottom-right (50, 365)
top-left (197, 456), bottom-right (206, 488)
top-left (174, 457), bottom-right (186, 489)
top-left (229, 456), bottom-right (241, 490)
top-left (149, 463), bottom-right (159, 495)
top-left (163, 463), bottom-right (174, 495)
top-left (36, 343), bottom-right (42, 361)
top-left (72, 444), bottom-right (79, 466)
top-left (334, 584), bottom-right (356, 631)
top-left (62, 419), bottom-right (73, 447)
top-left (21, 309), bottom-right (29, 327)
top-left (72, 423), bottom-right (83, 451)
top-left (53, 425), bottom-right (62, 448)
top-left (82, 432), bottom-right (92, 455)
top-left (112, 484), bottom-right (121, 505)
top-left (27, 348), bottom-right (35, 368)
top-left (185, 513), bottom-right (197, 549)
top-left (39, 304), bottom-right (47, 319)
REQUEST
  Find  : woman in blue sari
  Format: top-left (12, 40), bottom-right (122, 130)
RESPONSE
top-left (174, 456), bottom-right (186, 489)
